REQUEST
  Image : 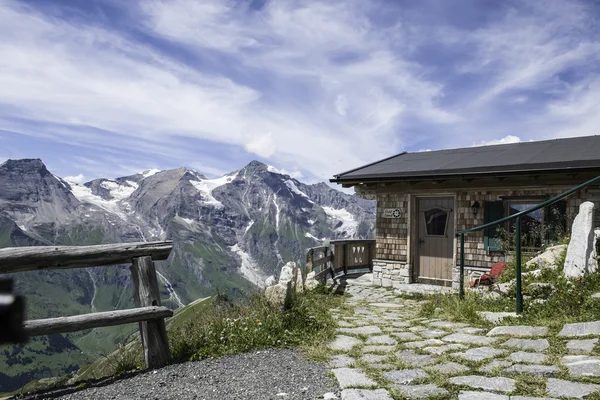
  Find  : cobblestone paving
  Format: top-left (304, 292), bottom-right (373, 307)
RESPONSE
top-left (327, 277), bottom-right (600, 399)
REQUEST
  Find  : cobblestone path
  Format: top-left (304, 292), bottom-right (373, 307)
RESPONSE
top-left (327, 276), bottom-right (600, 400)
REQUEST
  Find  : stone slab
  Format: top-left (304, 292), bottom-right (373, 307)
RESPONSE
top-left (332, 368), bottom-right (377, 389)
top-left (368, 302), bottom-right (404, 309)
top-left (561, 355), bottom-right (600, 377)
top-left (448, 376), bottom-right (515, 393)
top-left (429, 321), bottom-right (469, 329)
top-left (478, 311), bottom-right (520, 324)
top-left (409, 326), bottom-right (427, 333)
top-left (360, 354), bottom-right (388, 363)
top-left (426, 362), bottom-right (470, 375)
top-left (442, 333), bottom-right (497, 346)
top-left (391, 332), bottom-right (421, 341)
top-left (395, 384), bottom-right (449, 399)
top-left (456, 327), bottom-right (486, 335)
top-left (391, 321), bottom-right (410, 328)
top-left (567, 339), bottom-right (599, 354)
top-left (404, 339), bottom-right (445, 349)
top-left (395, 350), bottom-right (437, 367)
top-left (504, 364), bottom-right (560, 377)
top-left (502, 338), bottom-right (549, 352)
top-left (383, 369), bottom-right (429, 385)
top-left (420, 329), bottom-right (448, 338)
top-left (362, 345), bottom-right (396, 353)
top-left (423, 343), bottom-right (468, 355)
top-left (341, 389), bottom-right (394, 400)
top-left (546, 378), bottom-right (600, 398)
top-left (511, 397), bottom-right (558, 400)
top-left (330, 335), bottom-right (362, 351)
top-left (338, 320), bottom-right (354, 327)
top-left (458, 392), bottom-right (508, 400)
top-left (451, 347), bottom-right (505, 362)
top-left (479, 360), bottom-right (513, 373)
top-left (329, 355), bottom-right (356, 368)
top-left (509, 351), bottom-right (547, 364)
top-left (338, 326), bottom-right (383, 335)
top-left (366, 335), bottom-right (397, 345)
top-left (487, 325), bottom-right (548, 337)
top-left (559, 321), bottom-right (600, 337)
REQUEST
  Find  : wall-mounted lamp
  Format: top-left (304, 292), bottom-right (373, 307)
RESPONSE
top-left (471, 201), bottom-right (480, 216)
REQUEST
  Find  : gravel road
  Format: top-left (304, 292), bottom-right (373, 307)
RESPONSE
top-left (18, 349), bottom-right (339, 400)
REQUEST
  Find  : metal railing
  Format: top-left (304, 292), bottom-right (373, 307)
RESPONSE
top-left (457, 175), bottom-right (600, 314)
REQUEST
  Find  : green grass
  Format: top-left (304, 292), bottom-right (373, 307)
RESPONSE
top-left (169, 286), bottom-right (345, 362)
top-left (420, 247), bottom-right (600, 328)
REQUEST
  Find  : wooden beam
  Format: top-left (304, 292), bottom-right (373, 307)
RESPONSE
top-left (312, 255), bottom-right (333, 267)
top-left (0, 241), bottom-right (173, 274)
top-left (131, 256), bottom-right (172, 369)
top-left (23, 306), bottom-right (173, 336)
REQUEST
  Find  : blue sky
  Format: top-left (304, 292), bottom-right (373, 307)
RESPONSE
top-left (0, 0), bottom-right (599, 184)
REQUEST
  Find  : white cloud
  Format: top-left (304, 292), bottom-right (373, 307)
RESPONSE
top-left (473, 135), bottom-right (521, 147)
top-left (63, 174), bottom-right (86, 184)
top-left (244, 132), bottom-right (277, 158)
top-left (334, 94), bottom-right (348, 117)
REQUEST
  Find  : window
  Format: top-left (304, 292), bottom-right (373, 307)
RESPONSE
top-left (424, 208), bottom-right (449, 236)
top-left (484, 199), bottom-right (567, 252)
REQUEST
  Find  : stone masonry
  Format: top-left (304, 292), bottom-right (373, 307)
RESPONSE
top-left (372, 259), bottom-right (410, 287)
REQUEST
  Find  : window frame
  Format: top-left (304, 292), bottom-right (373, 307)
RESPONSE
top-left (422, 206), bottom-right (452, 237)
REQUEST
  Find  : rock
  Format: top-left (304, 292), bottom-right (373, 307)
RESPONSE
top-left (525, 244), bottom-right (567, 269)
top-left (382, 369), bottom-right (429, 385)
top-left (509, 351), bottom-right (547, 364)
top-left (295, 268), bottom-right (304, 293)
top-left (279, 262), bottom-right (296, 284)
top-left (332, 368), bottom-right (377, 389)
top-left (420, 329), bottom-right (448, 338)
top-left (360, 354), bottom-right (388, 363)
top-left (338, 326), bottom-right (383, 335)
top-left (329, 335), bottom-right (362, 351)
top-left (391, 332), bottom-right (421, 341)
top-left (451, 347), bottom-right (505, 362)
top-left (341, 389), bottom-right (393, 400)
top-left (422, 344), bottom-right (468, 355)
top-left (404, 339), bottom-right (445, 349)
top-left (458, 391), bottom-right (508, 400)
top-left (501, 338), bottom-right (550, 352)
top-left (394, 350), bottom-right (437, 367)
top-left (448, 376), bottom-right (516, 393)
top-left (487, 326), bottom-right (548, 337)
top-left (478, 311), bottom-right (520, 324)
top-left (264, 275), bottom-right (277, 287)
top-left (567, 339), bottom-right (599, 354)
top-left (304, 271), bottom-right (319, 290)
top-left (561, 355), bottom-right (600, 377)
top-left (564, 202), bottom-right (597, 279)
top-left (362, 345), bottom-right (395, 353)
top-left (395, 384), bottom-right (449, 399)
top-left (546, 378), bottom-right (600, 398)
top-left (264, 280), bottom-right (292, 309)
top-left (479, 360), bottom-right (513, 373)
top-left (442, 333), bottom-right (497, 345)
top-left (329, 354), bottom-right (356, 367)
top-left (559, 321), bottom-right (600, 337)
top-left (504, 364), bottom-right (560, 377)
top-left (456, 327), bottom-right (487, 335)
top-left (426, 362), bottom-right (470, 375)
top-left (365, 335), bottom-right (397, 345)
top-left (429, 321), bottom-right (469, 329)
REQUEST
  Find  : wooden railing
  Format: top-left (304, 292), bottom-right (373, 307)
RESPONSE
top-left (0, 241), bottom-right (174, 369)
top-left (306, 240), bottom-right (375, 281)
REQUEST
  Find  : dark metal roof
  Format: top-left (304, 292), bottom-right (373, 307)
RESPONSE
top-left (332, 136), bottom-right (600, 182)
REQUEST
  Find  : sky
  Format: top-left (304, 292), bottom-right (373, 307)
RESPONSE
top-left (0, 0), bottom-right (599, 185)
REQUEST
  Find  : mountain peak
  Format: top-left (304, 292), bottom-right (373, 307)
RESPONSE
top-left (0, 158), bottom-right (50, 177)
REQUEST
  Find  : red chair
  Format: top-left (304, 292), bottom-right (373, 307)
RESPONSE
top-left (469, 262), bottom-right (506, 288)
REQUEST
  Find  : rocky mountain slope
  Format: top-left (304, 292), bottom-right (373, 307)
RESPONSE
top-left (0, 158), bottom-right (374, 392)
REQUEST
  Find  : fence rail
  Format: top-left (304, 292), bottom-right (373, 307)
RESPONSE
top-left (0, 241), bottom-right (174, 369)
top-left (306, 240), bottom-right (375, 281)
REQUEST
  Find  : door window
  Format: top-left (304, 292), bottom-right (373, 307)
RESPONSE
top-left (424, 208), bottom-right (449, 236)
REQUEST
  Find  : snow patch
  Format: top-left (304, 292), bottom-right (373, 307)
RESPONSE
top-left (245, 220), bottom-right (254, 234)
top-left (308, 219), bottom-right (316, 225)
top-left (267, 165), bottom-right (303, 179)
top-left (179, 217), bottom-right (194, 225)
top-left (322, 206), bottom-right (359, 237)
top-left (230, 244), bottom-right (267, 288)
top-left (69, 184), bottom-right (128, 220)
top-left (141, 169), bottom-right (161, 178)
top-left (190, 174), bottom-right (236, 208)
top-left (284, 180), bottom-right (312, 202)
top-left (101, 180), bottom-right (138, 200)
top-left (304, 232), bottom-right (323, 241)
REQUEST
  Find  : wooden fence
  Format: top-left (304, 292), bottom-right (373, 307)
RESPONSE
top-left (0, 241), bottom-right (174, 369)
top-left (305, 240), bottom-right (375, 281)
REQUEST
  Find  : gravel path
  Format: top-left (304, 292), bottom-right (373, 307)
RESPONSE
top-left (21, 349), bottom-right (338, 400)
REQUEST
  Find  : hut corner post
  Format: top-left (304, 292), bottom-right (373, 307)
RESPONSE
top-left (131, 256), bottom-right (171, 369)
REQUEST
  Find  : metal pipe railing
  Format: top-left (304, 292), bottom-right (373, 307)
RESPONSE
top-left (456, 174), bottom-right (600, 313)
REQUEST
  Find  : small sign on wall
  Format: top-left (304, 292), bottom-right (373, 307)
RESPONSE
top-left (383, 208), bottom-right (404, 218)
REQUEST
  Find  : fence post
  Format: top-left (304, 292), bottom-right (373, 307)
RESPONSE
top-left (306, 249), bottom-right (313, 276)
top-left (131, 256), bottom-right (171, 369)
top-left (515, 217), bottom-right (523, 314)
top-left (343, 243), bottom-right (348, 275)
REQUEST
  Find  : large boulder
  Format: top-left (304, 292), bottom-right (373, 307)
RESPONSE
top-left (305, 271), bottom-right (319, 291)
top-left (564, 202), bottom-right (598, 279)
top-left (526, 244), bottom-right (567, 270)
top-left (265, 280), bottom-right (292, 309)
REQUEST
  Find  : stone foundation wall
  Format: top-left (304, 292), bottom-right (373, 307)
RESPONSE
top-left (372, 259), bottom-right (410, 288)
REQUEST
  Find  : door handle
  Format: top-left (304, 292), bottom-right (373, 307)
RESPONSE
top-left (419, 238), bottom-right (425, 245)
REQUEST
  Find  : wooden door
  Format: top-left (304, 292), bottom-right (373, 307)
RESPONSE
top-left (416, 197), bottom-right (454, 285)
